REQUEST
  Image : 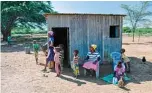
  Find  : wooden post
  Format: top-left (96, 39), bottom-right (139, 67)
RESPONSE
top-left (96, 61), bottom-right (99, 78)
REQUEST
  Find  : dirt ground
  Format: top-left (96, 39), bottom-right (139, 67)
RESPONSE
top-left (1, 35), bottom-right (152, 93)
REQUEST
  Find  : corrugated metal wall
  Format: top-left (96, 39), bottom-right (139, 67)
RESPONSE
top-left (47, 15), bottom-right (123, 63)
top-left (103, 16), bottom-right (123, 59)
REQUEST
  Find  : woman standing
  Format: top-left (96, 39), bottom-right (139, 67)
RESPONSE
top-left (42, 31), bottom-right (55, 72)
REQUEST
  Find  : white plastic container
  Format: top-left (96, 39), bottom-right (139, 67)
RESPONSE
top-left (25, 47), bottom-right (30, 54)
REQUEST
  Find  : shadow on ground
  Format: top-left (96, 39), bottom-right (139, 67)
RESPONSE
top-left (59, 75), bottom-right (86, 86)
top-left (128, 57), bottom-right (152, 84)
top-left (39, 56), bottom-right (152, 89)
top-left (39, 62), bottom-right (109, 86)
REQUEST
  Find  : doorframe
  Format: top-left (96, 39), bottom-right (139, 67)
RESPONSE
top-left (52, 27), bottom-right (70, 67)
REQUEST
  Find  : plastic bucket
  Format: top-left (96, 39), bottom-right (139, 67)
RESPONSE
top-left (25, 47), bottom-right (30, 54)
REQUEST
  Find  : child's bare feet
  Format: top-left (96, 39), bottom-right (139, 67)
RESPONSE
top-left (75, 75), bottom-right (78, 79)
top-left (56, 74), bottom-right (59, 77)
top-left (46, 69), bottom-right (52, 73)
top-left (41, 69), bottom-right (47, 72)
top-left (43, 74), bottom-right (48, 77)
top-left (56, 74), bottom-right (61, 77)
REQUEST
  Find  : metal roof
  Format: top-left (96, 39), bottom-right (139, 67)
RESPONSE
top-left (44, 13), bottom-right (126, 17)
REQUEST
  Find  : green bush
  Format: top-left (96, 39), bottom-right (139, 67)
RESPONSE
top-left (137, 28), bottom-right (152, 34)
top-left (123, 27), bottom-right (131, 33)
top-left (123, 27), bottom-right (152, 36)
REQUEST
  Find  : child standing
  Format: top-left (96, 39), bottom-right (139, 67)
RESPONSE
top-left (54, 47), bottom-right (61, 77)
top-left (59, 44), bottom-right (64, 73)
top-left (7, 36), bottom-right (12, 46)
top-left (121, 48), bottom-right (130, 73)
top-left (33, 40), bottom-right (39, 64)
top-left (72, 50), bottom-right (80, 78)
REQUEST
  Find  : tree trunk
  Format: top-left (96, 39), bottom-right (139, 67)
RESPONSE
top-left (1, 16), bottom-right (17, 41)
top-left (132, 29), bottom-right (135, 42)
top-left (3, 33), bottom-right (8, 41)
top-left (1, 29), bottom-right (11, 41)
top-left (8, 31), bottom-right (11, 36)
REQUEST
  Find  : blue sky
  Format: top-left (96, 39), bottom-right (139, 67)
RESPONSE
top-left (51, 1), bottom-right (140, 14)
top-left (51, 1), bottom-right (152, 27)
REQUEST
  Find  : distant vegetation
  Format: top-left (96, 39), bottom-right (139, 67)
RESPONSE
top-left (11, 27), bottom-right (47, 35)
top-left (11, 26), bottom-right (152, 36)
top-left (123, 27), bottom-right (152, 36)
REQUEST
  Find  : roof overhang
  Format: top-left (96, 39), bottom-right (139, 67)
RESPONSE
top-left (44, 13), bottom-right (126, 18)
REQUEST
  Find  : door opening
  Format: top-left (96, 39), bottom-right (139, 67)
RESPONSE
top-left (52, 27), bottom-right (69, 68)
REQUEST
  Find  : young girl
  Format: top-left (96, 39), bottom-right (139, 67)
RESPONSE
top-left (59, 44), bottom-right (64, 73)
top-left (121, 48), bottom-right (130, 73)
top-left (114, 61), bottom-right (125, 87)
top-left (54, 47), bottom-right (61, 77)
top-left (33, 40), bottom-right (39, 64)
top-left (114, 61), bottom-right (125, 79)
top-left (72, 50), bottom-right (80, 78)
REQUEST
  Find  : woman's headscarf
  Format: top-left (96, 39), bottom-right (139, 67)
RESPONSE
top-left (91, 44), bottom-right (97, 50)
top-left (48, 31), bottom-right (54, 36)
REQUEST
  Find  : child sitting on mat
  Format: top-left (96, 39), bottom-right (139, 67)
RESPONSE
top-left (113, 61), bottom-right (125, 87)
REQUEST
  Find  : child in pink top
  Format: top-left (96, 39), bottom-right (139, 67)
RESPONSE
top-left (54, 47), bottom-right (61, 77)
top-left (114, 61), bottom-right (125, 81)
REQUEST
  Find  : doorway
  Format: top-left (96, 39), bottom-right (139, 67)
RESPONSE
top-left (52, 27), bottom-right (69, 68)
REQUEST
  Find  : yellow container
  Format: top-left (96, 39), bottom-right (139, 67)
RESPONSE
top-left (48, 61), bottom-right (55, 69)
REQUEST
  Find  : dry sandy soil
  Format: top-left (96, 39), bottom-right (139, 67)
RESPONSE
top-left (1, 35), bottom-right (152, 93)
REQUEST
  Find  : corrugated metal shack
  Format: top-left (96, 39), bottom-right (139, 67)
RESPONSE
top-left (44, 13), bottom-right (125, 67)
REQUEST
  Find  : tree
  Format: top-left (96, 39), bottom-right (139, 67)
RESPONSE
top-left (1, 1), bottom-right (57, 41)
top-left (121, 1), bottom-right (152, 42)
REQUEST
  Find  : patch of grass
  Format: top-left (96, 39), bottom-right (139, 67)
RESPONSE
top-left (123, 27), bottom-right (152, 36)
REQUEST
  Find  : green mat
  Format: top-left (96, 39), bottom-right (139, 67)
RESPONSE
top-left (100, 74), bottom-right (131, 84)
